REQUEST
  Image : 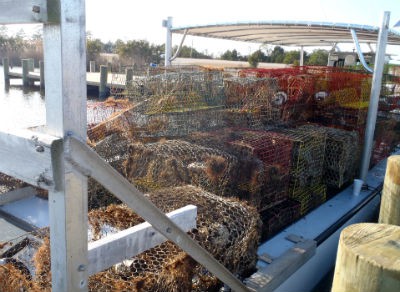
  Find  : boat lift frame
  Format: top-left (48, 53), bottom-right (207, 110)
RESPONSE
top-left (0, 1), bottom-right (250, 291)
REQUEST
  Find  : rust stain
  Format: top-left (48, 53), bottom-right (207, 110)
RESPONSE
top-left (387, 156), bottom-right (400, 185)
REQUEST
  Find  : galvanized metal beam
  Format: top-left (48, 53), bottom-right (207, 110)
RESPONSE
top-left (43, 0), bottom-right (88, 290)
top-left (0, 129), bottom-right (60, 190)
top-left (245, 240), bottom-right (316, 292)
top-left (350, 29), bottom-right (373, 73)
top-left (87, 205), bottom-right (197, 275)
top-left (360, 11), bottom-right (390, 181)
top-left (163, 17), bottom-right (173, 66)
top-left (0, 187), bottom-right (36, 206)
top-left (64, 136), bottom-right (250, 292)
top-left (0, 0), bottom-right (59, 24)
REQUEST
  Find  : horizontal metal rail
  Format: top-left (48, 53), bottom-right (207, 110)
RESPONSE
top-left (314, 183), bottom-right (383, 245)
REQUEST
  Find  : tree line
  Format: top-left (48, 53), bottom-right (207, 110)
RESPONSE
top-left (1, 26), bottom-right (329, 69)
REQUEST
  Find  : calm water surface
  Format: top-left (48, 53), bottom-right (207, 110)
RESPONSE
top-left (0, 66), bottom-right (103, 130)
top-left (0, 66), bottom-right (46, 130)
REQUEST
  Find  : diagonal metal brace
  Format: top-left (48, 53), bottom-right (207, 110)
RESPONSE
top-left (64, 136), bottom-right (250, 292)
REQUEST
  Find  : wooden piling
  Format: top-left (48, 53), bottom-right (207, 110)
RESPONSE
top-left (332, 223), bottom-right (400, 292)
top-left (379, 155), bottom-right (400, 225)
top-left (90, 61), bottom-right (96, 72)
top-left (28, 58), bottom-right (34, 72)
top-left (126, 68), bottom-right (133, 83)
top-left (22, 59), bottom-right (29, 87)
top-left (3, 57), bottom-right (9, 86)
top-left (99, 65), bottom-right (108, 98)
top-left (39, 60), bottom-right (45, 89)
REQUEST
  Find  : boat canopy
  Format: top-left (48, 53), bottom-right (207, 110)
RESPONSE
top-left (171, 20), bottom-right (400, 47)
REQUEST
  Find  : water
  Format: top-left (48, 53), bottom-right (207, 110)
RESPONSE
top-left (0, 66), bottom-right (105, 130)
top-left (0, 66), bottom-right (46, 130)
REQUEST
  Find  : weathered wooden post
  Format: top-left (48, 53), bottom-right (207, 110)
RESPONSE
top-left (107, 62), bottom-right (112, 72)
top-left (22, 59), bottom-right (29, 87)
top-left (28, 58), bottom-right (34, 72)
top-left (89, 60), bottom-right (96, 72)
top-left (99, 65), bottom-right (108, 98)
top-left (39, 60), bottom-right (45, 89)
top-left (3, 57), bottom-right (9, 86)
top-left (379, 155), bottom-right (400, 225)
top-left (125, 68), bottom-right (133, 83)
top-left (332, 223), bottom-right (400, 292)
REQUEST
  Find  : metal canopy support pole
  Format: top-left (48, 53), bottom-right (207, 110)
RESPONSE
top-left (300, 46), bottom-right (304, 66)
top-left (164, 16), bottom-right (172, 67)
top-left (360, 11), bottom-right (390, 181)
top-left (350, 29), bottom-right (373, 73)
top-left (43, 0), bottom-right (88, 291)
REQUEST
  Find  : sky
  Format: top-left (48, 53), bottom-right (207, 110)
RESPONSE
top-left (85, 0), bottom-right (400, 58)
top-left (5, 0), bottom-right (400, 59)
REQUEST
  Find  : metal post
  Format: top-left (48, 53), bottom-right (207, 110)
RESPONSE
top-left (125, 68), bottom-right (133, 82)
top-left (89, 61), bottom-right (95, 72)
top-left (164, 16), bottom-right (172, 67)
top-left (300, 46), bottom-right (304, 66)
top-left (360, 11), bottom-right (390, 181)
top-left (39, 60), bottom-right (45, 89)
top-left (3, 57), bottom-right (9, 86)
top-left (99, 65), bottom-right (108, 99)
top-left (22, 59), bottom-right (29, 87)
top-left (43, 0), bottom-right (88, 290)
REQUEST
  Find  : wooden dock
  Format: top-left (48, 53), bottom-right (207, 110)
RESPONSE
top-left (3, 58), bottom-right (128, 98)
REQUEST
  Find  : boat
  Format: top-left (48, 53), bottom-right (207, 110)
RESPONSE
top-left (1, 2), bottom-right (400, 291)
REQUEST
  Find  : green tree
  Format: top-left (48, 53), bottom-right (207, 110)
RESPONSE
top-left (248, 49), bottom-right (266, 67)
top-left (270, 46), bottom-right (285, 63)
top-left (283, 50), bottom-right (301, 65)
top-left (86, 37), bottom-right (103, 63)
top-left (220, 49), bottom-right (239, 61)
top-left (307, 49), bottom-right (329, 65)
top-left (176, 45), bottom-right (211, 59)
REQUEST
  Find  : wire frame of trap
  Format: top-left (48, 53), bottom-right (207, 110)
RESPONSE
top-left (259, 199), bottom-right (301, 240)
top-left (276, 127), bottom-right (327, 215)
top-left (227, 129), bottom-right (293, 211)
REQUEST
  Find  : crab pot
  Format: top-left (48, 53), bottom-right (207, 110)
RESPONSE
top-left (259, 199), bottom-right (301, 240)
top-left (0, 186), bottom-right (261, 292)
top-left (299, 125), bottom-right (359, 189)
top-left (123, 140), bottom-right (240, 199)
top-left (227, 129), bottom-right (293, 210)
top-left (223, 77), bottom-right (283, 128)
top-left (274, 127), bottom-right (326, 214)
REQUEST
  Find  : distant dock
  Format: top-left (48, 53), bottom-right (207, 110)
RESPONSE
top-left (3, 58), bottom-right (128, 98)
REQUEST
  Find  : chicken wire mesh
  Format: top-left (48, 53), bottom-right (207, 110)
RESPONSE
top-left (0, 185), bottom-right (261, 292)
top-left (226, 129), bottom-right (293, 211)
top-left (123, 139), bottom-right (240, 199)
top-left (299, 125), bottom-right (359, 189)
top-left (223, 77), bottom-right (282, 129)
top-left (87, 98), bottom-right (133, 127)
top-left (98, 74), bottom-right (226, 138)
top-left (259, 199), bottom-right (301, 240)
top-left (275, 126), bottom-right (327, 214)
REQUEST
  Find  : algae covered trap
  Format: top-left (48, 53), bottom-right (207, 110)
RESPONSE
top-left (1, 2), bottom-right (400, 291)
